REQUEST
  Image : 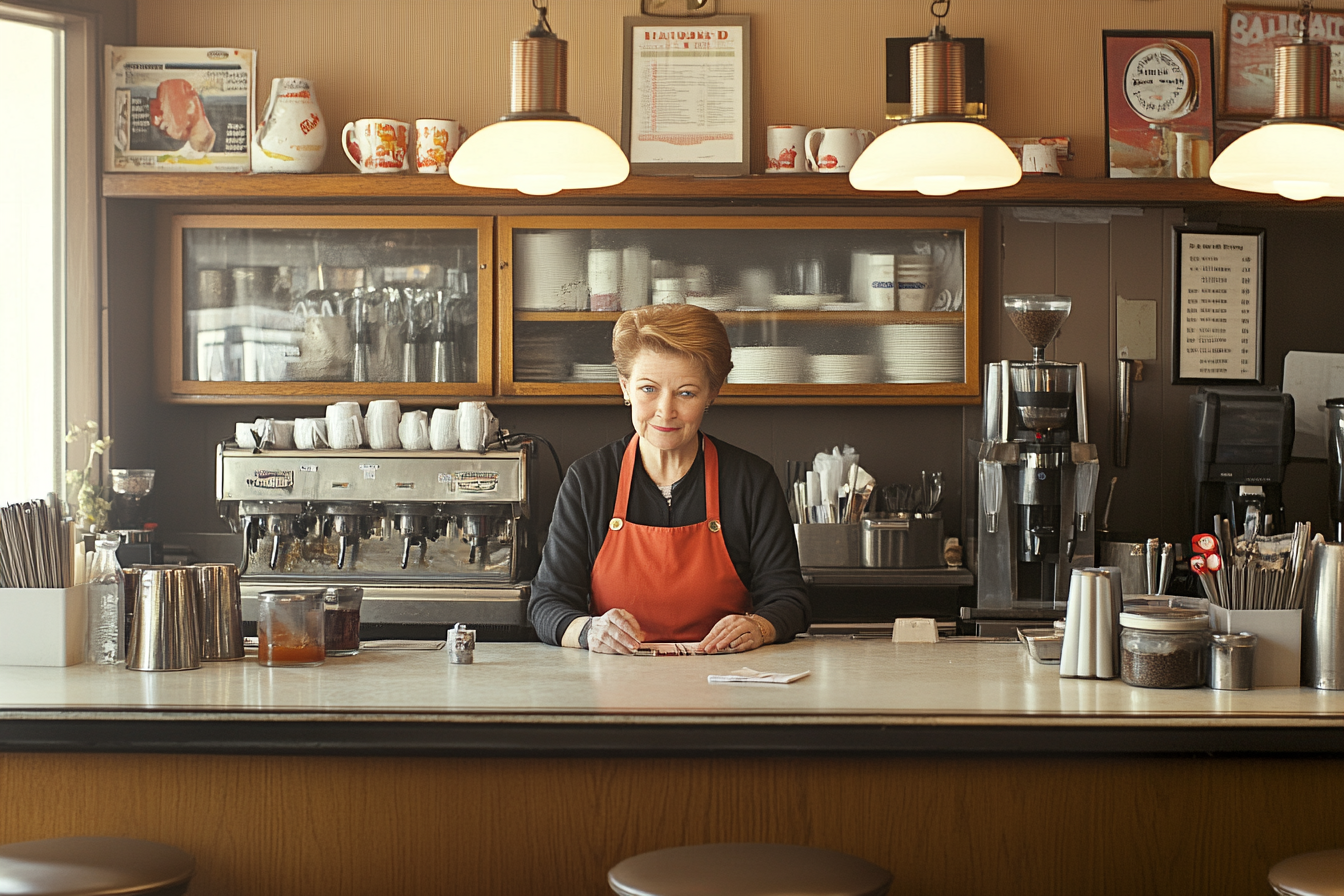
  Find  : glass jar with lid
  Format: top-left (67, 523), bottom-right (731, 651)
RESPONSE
top-left (1119, 606), bottom-right (1210, 688)
top-left (257, 590), bottom-right (325, 666)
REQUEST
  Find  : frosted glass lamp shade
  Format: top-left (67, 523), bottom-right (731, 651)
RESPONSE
top-left (848, 121), bottom-right (1022, 195)
top-left (1209, 120), bottom-right (1344, 201)
top-left (448, 119), bottom-right (630, 195)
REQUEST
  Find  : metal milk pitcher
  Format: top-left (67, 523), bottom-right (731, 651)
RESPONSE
top-left (126, 566), bottom-right (202, 672)
top-left (1303, 542), bottom-right (1344, 689)
top-left (252, 77), bottom-right (327, 173)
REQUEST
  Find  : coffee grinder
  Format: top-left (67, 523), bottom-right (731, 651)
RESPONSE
top-left (968, 295), bottom-right (1100, 633)
top-left (1190, 386), bottom-right (1294, 538)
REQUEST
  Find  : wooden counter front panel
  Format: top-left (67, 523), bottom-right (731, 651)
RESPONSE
top-left (0, 751), bottom-right (1337, 895)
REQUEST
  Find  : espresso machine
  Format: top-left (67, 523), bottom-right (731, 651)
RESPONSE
top-left (1190, 386), bottom-right (1294, 538)
top-left (967, 295), bottom-right (1100, 634)
top-left (216, 443), bottom-right (539, 634)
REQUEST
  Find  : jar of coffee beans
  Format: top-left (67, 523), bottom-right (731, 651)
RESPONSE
top-left (1119, 606), bottom-right (1210, 688)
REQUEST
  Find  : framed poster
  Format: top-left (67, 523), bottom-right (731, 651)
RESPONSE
top-left (1171, 224), bottom-right (1266, 385)
top-left (621, 15), bottom-right (750, 176)
top-left (1103, 31), bottom-right (1216, 178)
top-left (1222, 4), bottom-right (1344, 120)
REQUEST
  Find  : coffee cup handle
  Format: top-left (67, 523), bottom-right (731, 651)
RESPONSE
top-left (858, 129), bottom-right (876, 150)
top-left (804, 129), bottom-right (823, 173)
top-left (399, 124), bottom-right (411, 171)
top-left (341, 122), bottom-right (361, 169)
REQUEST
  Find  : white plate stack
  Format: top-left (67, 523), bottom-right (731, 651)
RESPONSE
top-left (878, 324), bottom-right (964, 383)
top-left (807, 353), bottom-right (877, 384)
top-left (727, 346), bottom-right (806, 383)
top-left (687, 295), bottom-right (736, 312)
top-left (514, 232), bottom-right (588, 310)
top-left (571, 362), bottom-right (620, 383)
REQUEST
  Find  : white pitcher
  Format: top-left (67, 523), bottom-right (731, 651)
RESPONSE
top-left (252, 77), bottom-right (327, 173)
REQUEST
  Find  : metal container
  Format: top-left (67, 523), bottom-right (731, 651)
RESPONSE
top-left (1303, 542), bottom-right (1344, 689)
top-left (795, 523), bottom-right (860, 568)
top-left (193, 563), bottom-right (245, 661)
top-left (860, 513), bottom-right (944, 568)
top-left (126, 566), bottom-right (202, 672)
top-left (1017, 627), bottom-right (1063, 664)
top-left (1209, 631), bottom-right (1257, 690)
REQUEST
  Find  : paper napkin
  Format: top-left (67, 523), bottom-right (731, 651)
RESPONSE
top-left (707, 667), bottom-right (811, 684)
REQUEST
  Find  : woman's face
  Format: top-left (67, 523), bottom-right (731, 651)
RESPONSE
top-left (621, 350), bottom-right (717, 455)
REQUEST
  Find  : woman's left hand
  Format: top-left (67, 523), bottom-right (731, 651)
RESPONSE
top-left (699, 613), bottom-right (775, 654)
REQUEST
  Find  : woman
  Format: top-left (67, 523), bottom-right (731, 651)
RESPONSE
top-left (528, 304), bottom-right (810, 654)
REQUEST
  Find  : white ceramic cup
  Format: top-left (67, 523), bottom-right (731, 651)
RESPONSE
top-left (1021, 143), bottom-right (1061, 175)
top-left (868, 254), bottom-right (896, 311)
top-left (414, 118), bottom-right (467, 174)
top-left (430, 408), bottom-right (459, 450)
top-left (365, 399), bottom-right (403, 449)
top-left (805, 127), bottom-right (875, 173)
top-left (620, 247), bottom-right (651, 309)
top-left (398, 410), bottom-right (431, 450)
top-left (270, 419), bottom-right (296, 450)
top-left (457, 401), bottom-right (497, 452)
top-left (652, 277), bottom-right (685, 305)
top-left (765, 124), bottom-right (808, 173)
top-left (849, 252), bottom-right (874, 303)
top-left (588, 249), bottom-right (623, 312)
top-left (325, 402), bottom-right (365, 449)
top-left (294, 418), bottom-right (329, 450)
top-left (235, 421), bottom-right (259, 449)
top-left (341, 118), bottom-right (410, 173)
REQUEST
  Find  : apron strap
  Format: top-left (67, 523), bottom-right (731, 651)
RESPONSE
top-left (610, 434), bottom-right (721, 528)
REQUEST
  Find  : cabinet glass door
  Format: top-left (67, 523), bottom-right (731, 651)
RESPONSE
top-left (163, 215), bottom-right (493, 402)
top-left (499, 215), bottom-right (980, 402)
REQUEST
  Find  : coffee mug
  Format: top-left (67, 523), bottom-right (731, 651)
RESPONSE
top-left (805, 127), bottom-right (875, 173)
top-left (365, 399), bottom-right (403, 449)
top-left (588, 249), bottom-right (622, 312)
top-left (398, 410), bottom-right (431, 450)
top-left (415, 118), bottom-right (467, 174)
top-left (325, 402), bottom-right (365, 449)
top-left (765, 124), bottom-right (808, 173)
top-left (458, 402), bottom-right (497, 452)
top-left (341, 118), bottom-right (410, 173)
top-left (430, 408), bottom-right (459, 450)
top-left (1021, 143), bottom-right (1061, 175)
top-left (294, 418), bottom-right (329, 450)
top-left (867, 254), bottom-right (895, 311)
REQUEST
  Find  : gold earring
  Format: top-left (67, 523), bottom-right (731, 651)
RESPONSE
top-left (623, 397), bottom-right (631, 406)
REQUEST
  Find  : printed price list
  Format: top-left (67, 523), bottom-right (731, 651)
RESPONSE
top-left (1178, 232), bottom-right (1260, 381)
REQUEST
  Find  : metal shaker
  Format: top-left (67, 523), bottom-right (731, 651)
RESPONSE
top-left (1303, 542), bottom-right (1344, 689)
top-left (126, 566), bottom-right (202, 672)
top-left (193, 563), bottom-right (245, 661)
top-left (1209, 632), bottom-right (1256, 690)
top-left (449, 623), bottom-right (476, 664)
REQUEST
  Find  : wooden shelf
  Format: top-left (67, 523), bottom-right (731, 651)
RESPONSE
top-left (102, 172), bottom-right (1341, 208)
top-left (515, 310), bottom-right (964, 324)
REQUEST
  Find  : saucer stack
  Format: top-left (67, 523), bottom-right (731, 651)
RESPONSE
top-left (570, 362), bottom-right (620, 383)
top-left (514, 232), bottom-right (587, 310)
top-left (878, 324), bottom-right (964, 383)
top-left (807, 353), bottom-right (877, 384)
top-left (727, 346), bottom-right (806, 383)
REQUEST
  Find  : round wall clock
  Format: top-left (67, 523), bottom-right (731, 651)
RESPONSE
top-left (1122, 41), bottom-right (1200, 123)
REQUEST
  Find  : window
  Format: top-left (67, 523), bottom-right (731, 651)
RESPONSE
top-left (0, 5), bottom-right (98, 504)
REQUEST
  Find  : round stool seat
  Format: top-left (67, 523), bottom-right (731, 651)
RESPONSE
top-left (1271, 850), bottom-right (1344, 896)
top-left (608, 843), bottom-right (892, 896)
top-left (0, 837), bottom-right (194, 896)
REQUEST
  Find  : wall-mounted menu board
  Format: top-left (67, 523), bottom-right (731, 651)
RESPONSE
top-left (1172, 223), bottom-right (1265, 384)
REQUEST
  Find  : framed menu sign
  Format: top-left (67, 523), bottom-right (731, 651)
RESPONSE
top-left (1172, 224), bottom-right (1266, 384)
top-left (620, 16), bottom-right (751, 176)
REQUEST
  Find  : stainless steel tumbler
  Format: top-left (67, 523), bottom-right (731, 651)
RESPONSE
top-left (1303, 543), bottom-right (1344, 689)
top-left (126, 566), bottom-right (202, 672)
top-left (193, 563), bottom-right (245, 661)
top-left (1209, 631), bottom-right (1256, 690)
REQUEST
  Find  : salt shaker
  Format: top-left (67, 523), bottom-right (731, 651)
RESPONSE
top-left (450, 623), bottom-right (476, 664)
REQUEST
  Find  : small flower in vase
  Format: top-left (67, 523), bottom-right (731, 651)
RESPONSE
top-left (65, 420), bottom-right (113, 534)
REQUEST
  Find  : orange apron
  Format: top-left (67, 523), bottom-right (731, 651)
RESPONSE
top-left (590, 435), bottom-right (752, 642)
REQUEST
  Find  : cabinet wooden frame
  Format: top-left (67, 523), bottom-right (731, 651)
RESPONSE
top-left (496, 214), bottom-right (981, 404)
top-left (155, 211), bottom-right (495, 404)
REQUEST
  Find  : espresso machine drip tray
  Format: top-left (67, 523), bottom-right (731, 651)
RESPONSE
top-left (237, 580), bottom-right (530, 629)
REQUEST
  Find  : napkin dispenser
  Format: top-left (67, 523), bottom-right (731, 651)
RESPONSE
top-left (795, 523), bottom-right (860, 567)
top-left (861, 513), bottom-right (943, 568)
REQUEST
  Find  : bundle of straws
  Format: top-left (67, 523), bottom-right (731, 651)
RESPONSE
top-left (0, 495), bottom-right (77, 589)
top-left (1191, 516), bottom-right (1317, 611)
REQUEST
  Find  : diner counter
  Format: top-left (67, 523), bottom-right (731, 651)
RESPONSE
top-left (3, 638), bottom-right (1343, 754)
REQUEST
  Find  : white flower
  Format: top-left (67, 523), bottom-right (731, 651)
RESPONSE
top-left (85, 420), bottom-right (98, 431)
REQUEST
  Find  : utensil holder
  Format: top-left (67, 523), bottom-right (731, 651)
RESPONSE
top-left (861, 513), bottom-right (943, 568)
top-left (1209, 605), bottom-right (1301, 687)
top-left (0, 586), bottom-right (88, 667)
top-left (795, 523), bottom-right (860, 568)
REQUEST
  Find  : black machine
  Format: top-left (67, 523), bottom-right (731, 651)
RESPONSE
top-left (1190, 387), bottom-right (1294, 538)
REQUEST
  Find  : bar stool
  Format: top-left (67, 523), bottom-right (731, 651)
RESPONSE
top-left (608, 843), bottom-right (892, 896)
top-left (1270, 849), bottom-right (1344, 896)
top-left (0, 837), bottom-right (195, 895)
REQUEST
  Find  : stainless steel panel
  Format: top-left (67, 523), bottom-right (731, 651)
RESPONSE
top-left (240, 582), bottom-right (530, 627)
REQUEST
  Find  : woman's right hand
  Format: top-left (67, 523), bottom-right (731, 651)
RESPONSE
top-left (589, 608), bottom-right (645, 655)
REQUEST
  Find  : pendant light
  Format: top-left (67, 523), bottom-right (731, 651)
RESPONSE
top-left (449, 1), bottom-right (629, 195)
top-left (849, 0), bottom-right (1020, 196)
top-left (1210, 1), bottom-right (1344, 201)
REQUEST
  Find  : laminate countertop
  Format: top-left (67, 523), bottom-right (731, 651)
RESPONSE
top-left (2, 638), bottom-right (1343, 755)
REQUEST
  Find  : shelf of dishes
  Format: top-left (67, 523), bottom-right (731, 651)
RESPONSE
top-left (160, 215), bottom-right (495, 399)
top-left (499, 215), bottom-right (980, 396)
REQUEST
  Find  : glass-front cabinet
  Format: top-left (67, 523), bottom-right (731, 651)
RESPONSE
top-left (498, 215), bottom-right (980, 401)
top-left (158, 214), bottom-right (494, 401)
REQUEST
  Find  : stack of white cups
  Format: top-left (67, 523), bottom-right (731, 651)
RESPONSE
top-left (1060, 567), bottom-right (1123, 680)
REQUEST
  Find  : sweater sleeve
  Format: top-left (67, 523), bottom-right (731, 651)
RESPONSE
top-left (526, 463), bottom-right (599, 646)
top-left (740, 458), bottom-right (811, 643)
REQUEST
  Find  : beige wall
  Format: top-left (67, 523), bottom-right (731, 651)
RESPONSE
top-left (136, 0), bottom-right (1230, 177)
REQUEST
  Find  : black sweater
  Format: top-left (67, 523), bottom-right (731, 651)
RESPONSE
top-left (528, 433), bottom-right (811, 646)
